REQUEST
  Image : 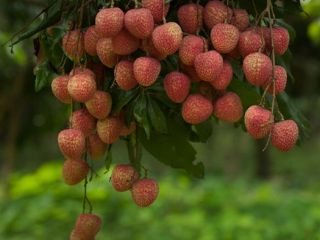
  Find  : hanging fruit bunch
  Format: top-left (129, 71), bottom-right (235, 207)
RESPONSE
top-left (9, 0), bottom-right (309, 239)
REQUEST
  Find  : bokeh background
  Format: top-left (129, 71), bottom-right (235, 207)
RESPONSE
top-left (1, 0), bottom-right (320, 239)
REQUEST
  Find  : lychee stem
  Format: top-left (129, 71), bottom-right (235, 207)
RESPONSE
top-left (82, 151), bottom-right (93, 214)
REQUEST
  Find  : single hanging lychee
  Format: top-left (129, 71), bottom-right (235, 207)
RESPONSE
top-left (69, 67), bottom-right (95, 78)
top-left (263, 65), bottom-right (287, 95)
top-left (179, 35), bottom-right (206, 66)
top-left (111, 29), bottom-right (140, 55)
top-left (67, 72), bottom-right (96, 103)
top-left (131, 178), bottom-right (159, 207)
top-left (124, 8), bottom-right (154, 39)
top-left (58, 129), bottom-right (85, 159)
top-left (96, 38), bottom-right (118, 68)
top-left (141, 0), bottom-right (170, 23)
top-left (210, 60), bottom-right (233, 90)
top-left (62, 30), bottom-right (85, 61)
top-left (111, 164), bottom-right (139, 192)
top-left (238, 30), bottom-right (264, 57)
top-left (210, 23), bottom-right (239, 54)
top-left (51, 75), bottom-right (72, 104)
top-left (62, 159), bottom-right (89, 185)
top-left (213, 92), bottom-right (243, 122)
top-left (95, 7), bottom-right (124, 38)
top-left (231, 9), bottom-right (249, 31)
top-left (194, 50), bottom-right (223, 82)
top-left (133, 57), bottom-right (161, 87)
top-left (182, 94), bottom-right (213, 124)
top-left (271, 120), bottom-right (299, 152)
top-left (74, 213), bottom-right (102, 239)
top-left (114, 60), bottom-right (138, 91)
top-left (87, 133), bottom-right (108, 160)
top-left (97, 116), bottom-right (122, 144)
top-left (70, 109), bottom-right (96, 137)
top-left (203, 0), bottom-right (232, 29)
top-left (177, 3), bottom-right (203, 34)
top-left (264, 27), bottom-right (289, 56)
top-left (84, 25), bottom-right (100, 56)
top-left (140, 37), bottom-right (167, 60)
top-left (163, 71), bottom-right (191, 103)
top-left (85, 91), bottom-right (112, 120)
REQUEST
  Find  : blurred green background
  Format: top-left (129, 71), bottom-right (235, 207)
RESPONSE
top-left (1, 1), bottom-right (320, 239)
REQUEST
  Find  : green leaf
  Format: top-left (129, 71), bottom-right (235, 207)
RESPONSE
top-left (34, 60), bottom-right (57, 92)
top-left (104, 146), bottom-right (113, 172)
top-left (147, 96), bottom-right (168, 134)
top-left (134, 94), bottom-right (151, 139)
top-left (230, 59), bottom-right (244, 81)
top-left (191, 118), bottom-right (213, 143)
top-left (113, 88), bottom-right (139, 113)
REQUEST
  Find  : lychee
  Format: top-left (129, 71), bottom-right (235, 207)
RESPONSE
top-left (243, 52), bottom-right (272, 86)
top-left (271, 120), bottom-right (299, 152)
top-left (67, 72), bottom-right (96, 102)
top-left (112, 29), bottom-right (140, 55)
top-left (182, 94), bottom-right (213, 124)
top-left (203, 0), bottom-right (232, 29)
top-left (70, 229), bottom-right (94, 240)
top-left (85, 91), bottom-right (112, 120)
top-left (141, 0), bottom-right (170, 23)
top-left (238, 30), bottom-right (264, 57)
top-left (51, 75), bottom-right (72, 104)
top-left (97, 116), bottom-right (122, 144)
top-left (58, 129), bottom-right (85, 159)
top-left (194, 50), bottom-right (223, 82)
top-left (179, 35), bottom-right (206, 66)
top-left (62, 30), bottom-right (84, 61)
top-left (74, 213), bottom-right (102, 238)
top-left (177, 3), bottom-right (203, 34)
top-left (70, 109), bottom-right (96, 137)
top-left (210, 60), bottom-right (233, 90)
top-left (69, 67), bottom-right (95, 78)
top-left (62, 159), bottom-right (89, 185)
top-left (111, 164), bottom-right (139, 192)
top-left (231, 9), bottom-right (249, 31)
top-left (213, 92), bottom-right (243, 122)
top-left (114, 60), bottom-right (138, 91)
top-left (87, 133), bottom-right (108, 160)
top-left (124, 8), bottom-right (154, 39)
top-left (131, 178), bottom-right (159, 207)
top-left (95, 7), bottom-right (124, 38)
top-left (163, 71), bottom-right (191, 103)
top-left (152, 22), bottom-right (183, 56)
top-left (211, 23), bottom-right (239, 54)
top-left (264, 27), bottom-right (289, 56)
top-left (84, 26), bottom-right (100, 56)
top-left (140, 37), bottom-right (167, 60)
top-left (244, 105), bottom-right (274, 139)
top-left (264, 65), bottom-right (287, 95)
top-left (96, 38), bottom-right (118, 68)
top-left (133, 57), bottom-right (161, 87)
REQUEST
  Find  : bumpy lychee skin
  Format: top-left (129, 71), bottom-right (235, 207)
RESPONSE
top-left (213, 92), bottom-right (243, 122)
top-left (87, 133), bottom-right (108, 160)
top-left (182, 94), bottom-right (213, 124)
top-left (70, 229), bottom-right (94, 240)
top-left (51, 75), bottom-right (72, 104)
top-left (120, 122), bottom-right (137, 136)
top-left (69, 67), bottom-right (95, 78)
top-left (133, 57), bottom-right (161, 87)
top-left (271, 120), bottom-right (299, 152)
top-left (152, 22), bottom-right (183, 56)
top-left (84, 26), bottom-right (100, 56)
top-left (85, 91), bottom-right (112, 120)
top-left (97, 117), bottom-right (122, 144)
top-left (141, 0), bottom-right (170, 23)
top-left (243, 52), bottom-right (272, 86)
top-left (210, 60), bottom-right (233, 90)
top-left (163, 72), bottom-right (191, 103)
top-left (141, 38), bottom-right (167, 60)
top-left (264, 65), bottom-right (287, 95)
top-left (194, 50), bottom-right (223, 82)
top-left (179, 35), bottom-right (206, 66)
top-left (95, 8), bottom-right (124, 38)
top-left (244, 105), bottom-right (274, 139)
top-left (62, 159), bottom-right (89, 185)
top-left (111, 164), bottom-right (139, 192)
top-left (96, 38), bottom-right (118, 68)
top-left (265, 27), bottom-right (289, 56)
top-left (70, 109), bottom-right (96, 137)
top-left (124, 8), bottom-right (154, 39)
top-left (74, 214), bottom-right (102, 238)
top-left (114, 60), bottom-right (138, 91)
top-left (177, 3), bottom-right (203, 34)
top-left (58, 129), bottom-right (85, 159)
top-left (203, 0), bottom-right (232, 30)
top-left (238, 30), bottom-right (264, 57)
top-left (131, 178), bottom-right (159, 207)
top-left (67, 73), bottom-right (96, 103)
top-left (211, 23), bottom-right (239, 54)
top-left (112, 29), bottom-right (140, 55)
top-left (231, 9), bottom-right (249, 31)
top-left (62, 30), bottom-right (85, 61)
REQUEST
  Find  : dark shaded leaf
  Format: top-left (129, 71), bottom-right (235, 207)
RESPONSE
top-left (113, 87), bottom-right (139, 113)
top-left (230, 59), bottom-right (244, 81)
top-left (147, 96), bottom-right (168, 134)
top-left (34, 60), bottom-right (57, 92)
top-left (276, 50), bottom-right (294, 81)
top-left (192, 118), bottom-right (213, 143)
top-left (134, 94), bottom-right (151, 139)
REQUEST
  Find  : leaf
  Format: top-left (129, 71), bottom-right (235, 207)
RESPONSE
top-left (229, 59), bottom-right (244, 81)
top-left (33, 60), bottom-right (57, 92)
top-left (134, 94), bottom-right (151, 139)
top-left (104, 146), bottom-right (113, 172)
top-left (112, 88), bottom-right (139, 113)
top-left (191, 118), bottom-right (213, 143)
top-left (147, 96), bottom-right (168, 134)
top-left (139, 116), bottom-right (205, 178)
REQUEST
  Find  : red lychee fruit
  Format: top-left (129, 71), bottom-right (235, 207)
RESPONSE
top-left (163, 71), bottom-right (191, 103)
top-left (62, 159), bottom-right (89, 185)
top-left (96, 38), bottom-right (118, 68)
top-left (140, 37), bottom-right (167, 60)
top-left (74, 213), bottom-right (102, 238)
top-left (264, 27), bottom-right (289, 56)
top-left (70, 109), bottom-right (96, 137)
top-left (87, 133), bottom-right (108, 160)
top-left (177, 3), bottom-right (203, 34)
top-left (114, 60), bottom-right (138, 91)
top-left (203, 0), bottom-right (232, 29)
top-left (120, 122), bottom-right (137, 136)
top-left (152, 22), bottom-right (183, 56)
top-left (244, 105), bottom-right (274, 139)
top-left (58, 129), bottom-right (85, 159)
top-left (243, 52), bottom-right (272, 86)
top-left (194, 50), bottom-right (223, 82)
top-left (179, 35), bottom-right (206, 66)
top-left (84, 26), bottom-right (100, 56)
top-left (51, 75), bottom-right (72, 104)
top-left (62, 30), bottom-right (85, 61)
top-left (85, 91), bottom-right (112, 120)
top-left (131, 178), bottom-right (159, 207)
top-left (264, 65), bottom-right (287, 95)
top-left (112, 29), bottom-right (140, 55)
top-left (70, 229), bottom-right (94, 240)
top-left (111, 164), bottom-right (139, 192)
top-left (97, 116), bottom-right (122, 144)
top-left (213, 92), bottom-right (243, 122)
top-left (271, 120), bottom-right (299, 152)
top-left (211, 23), bottom-right (239, 54)
top-left (182, 94), bottom-right (213, 124)
top-left (95, 7), bottom-right (124, 38)
top-left (124, 8), bottom-right (154, 39)
top-left (210, 60), bottom-right (233, 90)
top-left (141, 0), bottom-right (170, 23)
top-left (238, 30), bottom-right (264, 57)
top-left (69, 67), bottom-right (95, 78)
top-left (231, 9), bottom-right (249, 31)
top-left (67, 72), bottom-right (96, 103)
top-left (133, 57), bottom-right (161, 87)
